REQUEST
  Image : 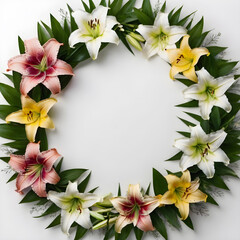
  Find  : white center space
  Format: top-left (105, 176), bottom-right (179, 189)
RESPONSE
top-left (48, 44), bottom-right (185, 194)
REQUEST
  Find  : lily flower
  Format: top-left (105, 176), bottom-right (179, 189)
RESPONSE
top-left (174, 125), bottom-right (230, 178)
top-left (48, 181), bottom-right (101, 235)
top-left (137, 12), bottom-right (187, 61)
top-left (161, 170), bottom-right (207, 220)
top-left (6, 95), bottom-right (56, 142)
top-left (183, 68), bottom-right (235, 120)
top-left (110, 184), bottom-right (161, 233)
top-left (69, 5), bottom-right (119, 60)
top-left (9, 142), bottom-right (61, 197)
top-left (167, 35), bottom-right (209, 82)
top-left (7, 38), bottom-right (74, 95)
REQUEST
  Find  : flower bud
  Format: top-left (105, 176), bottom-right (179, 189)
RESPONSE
top-left (126, 35), bottom-right (142, 51)
top-left (92, 217), bottom-right (118, 230)
top-left (129, 32), bottom-right (145, 42)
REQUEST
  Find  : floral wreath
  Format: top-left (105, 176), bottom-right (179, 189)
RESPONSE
top-left (1, 0), bottom-right (240, 239)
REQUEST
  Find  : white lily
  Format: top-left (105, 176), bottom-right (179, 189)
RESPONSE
top-left (184, 68), bottom-right (235, 120)
top-left (137, 12), bottom-right (187, 61)
top-left (47, 181), bottom-right (101, 235)
top-left (174, 125), bottom-right (229, 178)
top-left (69, 5), bottom-right (119, 60)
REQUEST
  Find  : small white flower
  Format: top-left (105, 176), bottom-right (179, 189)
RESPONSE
top-left (184, 68), bottom-right (235, 120)
top-left (69, 5), bottom-right (120, 60)
top-left (174, 125), bottom-right (230, 178)
top-left (137, 12), bottom-right (187, 61)
top-left (48, 181), bottom-right (101, 235)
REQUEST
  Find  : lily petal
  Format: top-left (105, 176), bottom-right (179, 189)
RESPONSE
top-left (154, 12), bottom-right (169, 28)
top-left (61, 209), bottom-right (79, 235)
top-left (7, 55), bottom-right (28, 74)
top-left (24, 38), bottom-right (44, 64)
top-left (21, 95), bottom-right (39, 111)
top-left (25, 120), bottom-right (40, 142)
top-left (183, 67), bottom-right (198, 82)
top-left (31, 177), bottom-right (47, 197)
top-left (136, 215), bottom-right (155, 232)
top-left (181, 170), bottom-right (191, 183)
top-left (69, 29), bottom-right (91, 47)
top-left (192, 47), bottom-right (210, 66)
top-left (16, 173), bottom-right (38, 194)
top-left (91, 5), bottom-right (108, 31)
top-left (197, 159), bottom-right (215, 178)
top-left (190, 125), bottom-right (208, 141)
top-left (37, 98), bottom-right (57, 116)
top-left (42, 168), bottom-right (60, 184)
top-left (100, 30), bottom-right (119, 45)
top-left (43, 38), bottom-right (63, 66)
top-left (39, 115), bottom-right (55, 129)
top-left (208, 129), bottom-right (227, 151)
top-left (115, 215), bottom-right (133, 233)
top-left (215, 76), bottom-right (235, 96)
top-left (185, 189), bottom-right (207, 203)
top-left (105, 16), bottom-right (118, 30)
top-left (86, 38), bottom-right (102, 60)
top-left (140, 197), bottom-right (160, 215)
top-left (66, 181), bottom-right (79, 195)
top-left (110, 197), bottom-right (132, 216)
top-left (25, 142), bottom-right (40, 161)
top-left (174, 138), bottom-right (194, 155)
top-left (72, 10), bottom-right (90, 30)
top-left (207, 149), bottom-right (230, 165)
top-left (5, 110), bottom-right (30, 124)
top-left (51, 60), bottom-right (74, 76)
top-left (175, 201), bottom-right (189, 220)
top-left (47, 191), bottom-right (71, 210)
top-left (75, 208), bottom-right (92, 229)
top-left (127, 184), bottom-right (143, 202)
top-left (161, 191), bottom-right (176, 204)
top-left (180, 154), bottom-right (201, 171)
top-left (9, 155), bottom-right (26, 173)
top-left (81, 194), bottom-right (101, 208)
top-left (42, 76), bottom-right (61, 94)
top-left (215, 95), bottom-right (232, 113)
top-left (20, 72), bottom-right (46, 96)
top-left (199, 100), bottom-right (214, 120)
top-left (38, 148), bottom-right (61, 172)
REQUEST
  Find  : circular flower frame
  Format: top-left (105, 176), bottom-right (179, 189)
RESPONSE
top-left (0, 0), bottom-right (240, 240)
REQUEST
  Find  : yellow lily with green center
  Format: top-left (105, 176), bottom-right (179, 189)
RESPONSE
top-left (161, 170), bottom-right (207, 220)
top-left (167, 35), bottom-right (210, 82)
top-left (6, 95), bottom-right (56, 142)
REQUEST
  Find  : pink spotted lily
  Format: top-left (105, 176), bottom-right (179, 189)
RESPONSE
top-left (9, 142), bottom-right (61, 197)
top-left (110, 184), bottom-right (161, 233)
top-left (7, 38), bottom-right (74, 95)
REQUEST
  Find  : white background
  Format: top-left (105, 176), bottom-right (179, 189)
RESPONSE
top-left (0, 0), bottom-right (240, 239)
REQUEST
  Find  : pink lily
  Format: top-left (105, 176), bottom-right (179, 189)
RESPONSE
top-left (7, 38), bottom-right (74, 95)
top-left (9, 142), bottom-right (61, 197)
top-left (110, 184), bottom-right (161, 233)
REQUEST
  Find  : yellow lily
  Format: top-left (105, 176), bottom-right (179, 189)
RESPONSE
top-left (6, 95), bottom-right (56, 142)
top-left (161, 170), bottom-right (207, 220)
top-left (167, 35), bottom-right (210, 82)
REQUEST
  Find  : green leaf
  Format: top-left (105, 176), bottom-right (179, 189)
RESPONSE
top-left (88, 0), bottom-right (96, 11)
top-left (55, 158), bottom-right (64, 173)
top-left (63, 18), bottom-right (71, 37)
top-left (158, 206), bottom-right (181, 230)
top-left (3, 73), bottom-right (13, 82)
top-left (169, 6), bottom-right (183, 25)
top-left (104, 225), bottom-right (115, 240)
top-left (35, 203), bottom-right (60, 218)
top-left (205, 175), bottom-right (229, 190)
top-left (151, 211), bottom-right (168, 240)
top-left (18, 36), bottom-right (25, 54)
top-left (81, 0), bottom-right (91, 12)
top-left (142, 0), bottom-right (154, 19)
top-left (160, 1), bottom-right (166, 12)
top-left (58, 169), bottom-right (88, 186)
top-left (178, 117), bottom-right (196, 127)
top-left (116, 31), bottom-right (134, 54)
top-left (20, 190), bottom-right (41, 203)
top-left (200, 120), bottom-right (210, 134)
top-left (152, 168), bottom-right (168, 195)
top-left (118, 183), bottom-right (121, 196)
top-left (37, 22), bottom-right (50, 45)
top-left (0, 124), bottom-right (26, 140)
top-left (7, 173), bottom-right (18, 183)
top-left (46, 214), bottom-right (61, 229)
top-left (35, 128), bottom-right (48, 151)
top-left (194, 30), bottom-right (211, 47)
top-left (215, 163), bottom-right (238, 178)
top-left (74, 225), bottom-right (88, 240)
top-left (0, 157), bottom-right (10, 163)
top-left (178, 11), bottom-right (196, 26)
top-left (210, 107), bottom-right (221, 130)
top-left (184, 112), bottom-right (202, 122)
top-left (166, 151), bottom-right (183, 161)
top-left (78, 172), bottom-right (91, 192)
top-left (145, 183), bottom-right (151, 195)
top-left (207, 46), bottom-right (227, 57)
top-left (118, 0), bottom-right (136, 16)
top-left (218, 61), bottom-right (238, 77)
top-left (176, 78), bottom-right (194, 87)
top-left (188, 17), bottom-right (204, 47)
top-left (0, 83), bottom-right (21, 107)
top-left (12, 71), bottom-right (22, 92)
top-left (50, 14), bottom-right (67, 44)
top-left (67, 4), bottom-right (78, 32)
top-left (0, 105), bottom-right (20, 120)
top-left (134, 8), bottom-right (153, 25)
top-left (109, 0), bottom-right (123, 16)
top-left (176, 100), bottom-right (198, 108)
top-left (177, 131), bottom-right (190, 138)
top-left (134, 227), bottom-right (143, 240)
top-left (182, 216), bottom-right (194, 230)
top-left (115, 224), bottom-right (133, 240)
top-left (3, 140), bottom-right (28, 151)
top-left (41, 21), bottom-right (54, 37)
top-left (100, 0), bottom-right (107, 7)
